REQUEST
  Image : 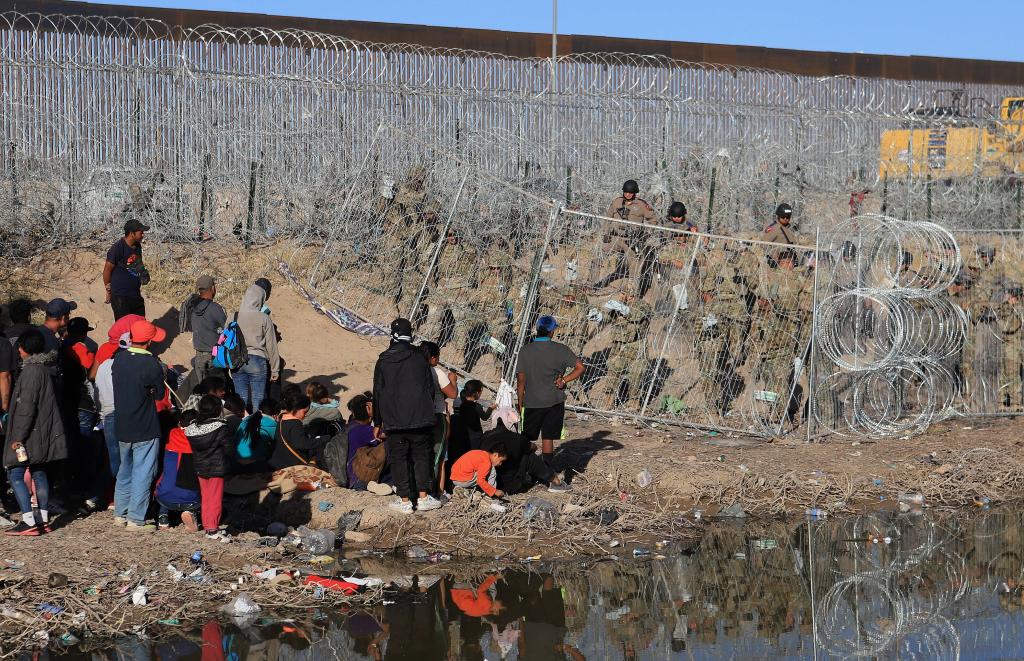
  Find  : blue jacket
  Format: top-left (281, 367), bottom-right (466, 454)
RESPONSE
top-left (235, 412), bottom-right (277, 461)
top-left (155, 428), bottom-right (200, 506)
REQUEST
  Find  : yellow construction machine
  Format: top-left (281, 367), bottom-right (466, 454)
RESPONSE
top-left (879, 97), bottom-right (1024, 178)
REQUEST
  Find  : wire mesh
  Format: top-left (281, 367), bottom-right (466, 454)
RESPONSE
top-left (2, 11), bottom-right (1024, 437)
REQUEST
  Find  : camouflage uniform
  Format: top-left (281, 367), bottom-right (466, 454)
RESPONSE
top-left (424, 237), bottom-right (478, 350)
top-left (653, 226), bottom-right (699, 311)
top-left (692, 244), bottom-right (751, 416)
top-left (602, 299), bottom-right (652, 408)
top-left (596, 196), bottom-right (656, 289)
top-left (755, 267), bottom-right (812, 421)
top-left (387, 169), bottom-right (439, 315)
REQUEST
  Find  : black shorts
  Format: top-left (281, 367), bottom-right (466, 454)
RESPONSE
top-left (522, 402), bottom-right (565, 441)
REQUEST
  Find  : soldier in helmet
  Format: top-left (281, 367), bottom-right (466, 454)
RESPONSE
top-left (649, 201), bottom-right (700, 308)
top-left (595, 180), bottom-right (656, 289)
top-left (601, 288), bottom-right (652, 409)
top-left (763, 203), bottom-right (802, 265)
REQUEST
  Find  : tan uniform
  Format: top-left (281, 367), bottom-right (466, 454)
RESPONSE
top-left (762, 221), bottom-right (802, 258)
top-left (596, 196), bottom-right (657, 288)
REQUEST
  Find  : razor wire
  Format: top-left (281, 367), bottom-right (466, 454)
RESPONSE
top-left (1, 12), bottom-right (1024, 437)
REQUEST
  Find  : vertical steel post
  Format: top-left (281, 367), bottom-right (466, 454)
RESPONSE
top-left (806, 229), bottom-right (822, 442)
top-left (506, 204), bottom-right (561, 383)
top-left (244, 159), bottom-right (257, 251)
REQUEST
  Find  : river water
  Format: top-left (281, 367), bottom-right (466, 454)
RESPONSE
top-left (45, 508), bottom-right (1024, 660)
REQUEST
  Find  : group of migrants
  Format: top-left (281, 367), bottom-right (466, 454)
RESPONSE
top-left (0, 215), bottom-right (587, 531)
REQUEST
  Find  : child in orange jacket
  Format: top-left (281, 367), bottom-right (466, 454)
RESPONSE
top-left (450, 442), bottom-right (507, 499)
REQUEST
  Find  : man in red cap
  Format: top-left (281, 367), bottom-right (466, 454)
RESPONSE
top-left (110, 319), bottom-right (167, 531)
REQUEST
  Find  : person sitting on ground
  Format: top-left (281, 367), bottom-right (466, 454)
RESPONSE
top-left (3, 330), bottom-right (68, 536)
top-left (235, 397), bottom-right (279, 472)
top-left (458, 380), bottom-right (496, 451)
top-left (344, 393), bottom-right (392, 495)
top-left (183, 395), bottom-right (233, 542)
top-left (303, 381), bottom-right (343, 426)
top-left (269, 391), bottom-right (330, 470)
top-left (450, 440), bottom-right (508, 512)
top-left (222, 393), bottom-right (246, 437)
top-left (486, 413), bottom-right (570, 495)
top-left (155, 415), bottom-right (201, 532)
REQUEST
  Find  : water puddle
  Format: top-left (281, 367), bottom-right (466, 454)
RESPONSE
top-left (43, 508), bottom-right (1024, 659)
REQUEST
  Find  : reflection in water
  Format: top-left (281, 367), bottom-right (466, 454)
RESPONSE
top-left (40, 509), bottom-right (1024, 660)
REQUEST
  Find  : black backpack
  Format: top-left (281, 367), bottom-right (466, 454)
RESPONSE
top-left (320, 427), bottom-right (351, 488)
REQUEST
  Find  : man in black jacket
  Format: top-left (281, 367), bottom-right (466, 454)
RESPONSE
top-left (111, 319), bottom-right (167, 531)
top-left (373, 318), bottom-right (442, 514)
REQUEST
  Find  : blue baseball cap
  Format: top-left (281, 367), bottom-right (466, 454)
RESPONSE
top-left (537, 315), bottom-right (558, 333)
top-left (45, 298), bottom-right (77, 318)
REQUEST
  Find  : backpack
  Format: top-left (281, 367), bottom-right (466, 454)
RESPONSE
top-left (320, 427), bottom-right (351, 489)
top-left (352, 443), bottom-right (387, 485)
top-left (211, 313), bottom-right (248, 370)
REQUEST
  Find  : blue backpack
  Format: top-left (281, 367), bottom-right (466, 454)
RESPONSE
top-left (211, 313), bottom-right (249, 370)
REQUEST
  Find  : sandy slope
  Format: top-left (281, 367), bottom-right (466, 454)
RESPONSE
top-left (35, 248), bottom-right (386, 399)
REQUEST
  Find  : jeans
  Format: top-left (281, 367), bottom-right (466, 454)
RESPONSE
top-left (103, 413), bottom-right (121, 481)
top-left (232, 355), bottom-right (268, 412)
top-left (8, 466), bottom-right (49, 515)
top-left (114, 438), bottom-right (159, 525)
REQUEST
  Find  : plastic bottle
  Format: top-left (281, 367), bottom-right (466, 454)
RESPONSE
top-left (636, 470), bottom-right (653, 488)
top-left (805, 508), bottom-right (827, 519)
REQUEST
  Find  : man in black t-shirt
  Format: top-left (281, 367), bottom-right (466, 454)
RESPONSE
top-left (103, 219), bottom-right (151, 320)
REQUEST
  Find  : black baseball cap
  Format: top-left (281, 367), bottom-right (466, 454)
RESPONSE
top-left (124, 219), bottom-right (151, 234)
top-left (67, 317), bottom-right (95, 334)
top-left (45, 298), bottom-right (77, 318)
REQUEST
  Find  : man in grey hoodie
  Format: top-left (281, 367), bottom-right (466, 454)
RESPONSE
top-left (178, 275), bottom-right (228, 399)
top-left (233, 281), bottom-right (280, 412)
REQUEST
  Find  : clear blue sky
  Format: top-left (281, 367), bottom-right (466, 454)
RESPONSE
top-left (86, 0), bottom-right (1024, 62)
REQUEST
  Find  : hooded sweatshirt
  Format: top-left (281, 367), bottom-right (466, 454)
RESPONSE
top-left (372, 340), bottom-right (436, 432)
top-left (236, 285), bottom-right (280, 370)
top-left (190, 298), bottom-right (227, 353)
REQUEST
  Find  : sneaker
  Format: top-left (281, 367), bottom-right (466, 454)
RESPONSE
top-left (126, 521), bottom-right (156, 532)
top-left (367, 481), bottom-right (394, 496)
top-left (547, 482), bottom-right (572, 494)
top-left (480, 498), bottom-right (508, 514)
top-left (180, 511), bottom-right (199, 533)
top-left (205, 531), bottom-right (231, 543)
top-left (416, 495), bottom-right (443, 512)
top-left (113, 516), bottom-right (127, 526)
top-left (388, 499), bottom-right (414, 515)
top-left (158, 514), bottom-right (171, 530)
top-left (4, 522), bottom-right (41, 536)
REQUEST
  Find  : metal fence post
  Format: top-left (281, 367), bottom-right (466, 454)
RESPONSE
top-left (639, 234), bottom-right (704, 417)
top-left (505, 203), bottom-right (561, 383)
top-left (408, 170), bottom-right (470, 320)
top-left (805, 229), bottom-right (822, 442)
top-left (244, 159), bottom-right (257, 251)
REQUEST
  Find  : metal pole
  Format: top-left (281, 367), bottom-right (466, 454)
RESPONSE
top-left (706, 165), bottom-right (718, 233)
top-left (806, 229), bottom-right (822, 443)
top-left (506, 204), bottom-right (561, 382)
top-left (244, 159), bottom-right (257, 251)
top-left (198, 153), bottom-right (210, 238)
top-left (407, 170), bottom-right (470, 320)
top-left (639, 235), bottom-right (704, 417)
